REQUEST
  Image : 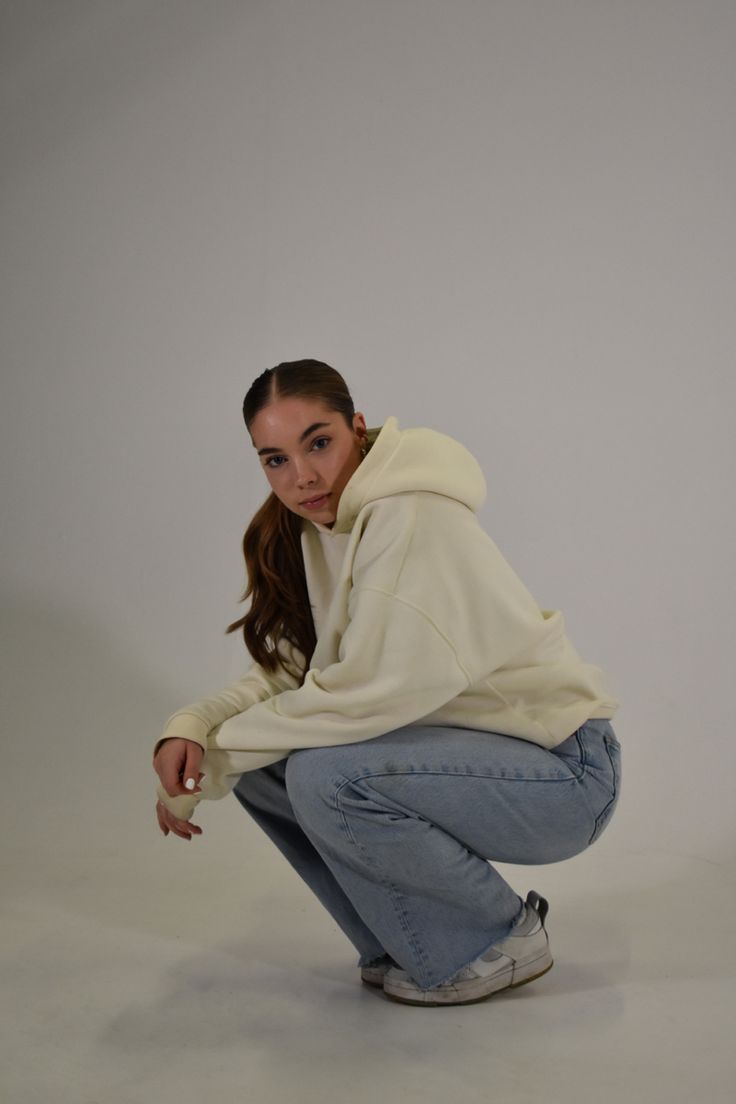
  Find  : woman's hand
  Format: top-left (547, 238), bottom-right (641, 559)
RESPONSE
top-left (153, 736), bottom-right (204, 798)
top-left (156, 798), bottom-right (202, 840)
top-left (153, 736), bottom-right (205, 839)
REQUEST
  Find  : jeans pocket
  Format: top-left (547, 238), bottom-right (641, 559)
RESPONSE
top-left (588, 736), bottom-right (621, 845)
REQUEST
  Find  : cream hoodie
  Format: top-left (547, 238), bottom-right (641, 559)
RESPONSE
top-left (155, 415), bottom-right (619, 820)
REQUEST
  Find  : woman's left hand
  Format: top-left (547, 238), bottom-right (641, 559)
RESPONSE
top-left (155, 798), bottom-right (203, 840)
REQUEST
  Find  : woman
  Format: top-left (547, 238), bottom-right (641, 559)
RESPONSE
top-left (152, 359), bottom-right (621, 1007)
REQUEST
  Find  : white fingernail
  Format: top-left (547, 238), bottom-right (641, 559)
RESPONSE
top-left (185, 778), bottom-right (196, 791)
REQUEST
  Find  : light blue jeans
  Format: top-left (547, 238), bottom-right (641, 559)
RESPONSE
top-left (232, 718), bottom-right (621, 990)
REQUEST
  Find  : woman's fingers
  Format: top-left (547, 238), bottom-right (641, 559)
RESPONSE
top-left (155, 800), bottom-right (170, 836)
top-left (156, 799), bottom-right (203, 840)
top-left (154, 738), bottom-right (204, 797)
top-left (154, 739), bottom-right (186, 795)
top-left (182, 743), bottom-right (204, 792)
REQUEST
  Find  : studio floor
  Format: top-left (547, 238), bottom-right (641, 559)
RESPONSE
top-left (2, 804), bottom-right (733, 1104)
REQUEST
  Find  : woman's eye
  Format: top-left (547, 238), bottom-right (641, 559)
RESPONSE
top-left (261, 437), bottom-right (324, 468)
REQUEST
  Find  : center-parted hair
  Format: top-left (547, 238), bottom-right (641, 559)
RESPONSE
top-left (225, 359), bottom-right (363, 685)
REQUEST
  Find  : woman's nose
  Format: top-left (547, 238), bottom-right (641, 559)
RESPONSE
top-left (294, 459), bottom-right (318, 485)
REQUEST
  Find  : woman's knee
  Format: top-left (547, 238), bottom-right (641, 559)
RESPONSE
top-left (284, 746), bottom-right (346, 820)
top-left (285, 746), bottom-right (324, 793)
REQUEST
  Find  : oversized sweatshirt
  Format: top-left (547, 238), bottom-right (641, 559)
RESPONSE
top-left (155, 415), bottom-right (620, 820)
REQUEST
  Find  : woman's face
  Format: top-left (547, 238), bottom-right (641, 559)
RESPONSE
top-left (250, 396), bottom-right (368, 528)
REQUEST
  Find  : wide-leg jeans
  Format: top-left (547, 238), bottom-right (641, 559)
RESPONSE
top-left (232, 717), bottom-right (621, 990)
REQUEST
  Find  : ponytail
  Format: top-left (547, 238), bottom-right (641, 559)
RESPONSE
top-left (225, 490), bottom-right (315, 685)
top-left (225, 359), bottom-right (357, 686)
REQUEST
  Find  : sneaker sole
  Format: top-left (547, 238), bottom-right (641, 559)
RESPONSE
top-left (361, 972), bottom-right (387, 988)
top-left (382, 954), bottom-right (554, 1007)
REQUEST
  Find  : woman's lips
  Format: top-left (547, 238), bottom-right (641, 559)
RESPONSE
top-left (301, 493), bottom-right (330, 509)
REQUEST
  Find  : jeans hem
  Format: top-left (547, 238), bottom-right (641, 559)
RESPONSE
top-left (413, 893), bottom-right (526, 990)
top-left (359, 952), bottom-right (396, 968)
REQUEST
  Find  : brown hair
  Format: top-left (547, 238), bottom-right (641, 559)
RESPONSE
top-left (224, 359), bottom-right (362, 685)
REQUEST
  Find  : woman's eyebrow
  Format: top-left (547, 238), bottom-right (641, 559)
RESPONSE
top-left (256, 421), bottom-right (333, 457)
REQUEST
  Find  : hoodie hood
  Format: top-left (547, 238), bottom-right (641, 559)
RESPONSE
top-left (321, 415), bottom-right (487, 535)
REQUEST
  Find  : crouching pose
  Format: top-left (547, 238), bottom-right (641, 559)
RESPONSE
top-left (152, 359), bottom-right (621, 1007)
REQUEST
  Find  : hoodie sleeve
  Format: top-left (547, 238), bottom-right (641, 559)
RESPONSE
top-left (153, 648), bottom-right (304, 820)
top-left (153, 649), bottom-right (303, 758)
top-left (155, 588), bottom-right (471, 820)
top-left (213, 586), bottom-right (471, 746)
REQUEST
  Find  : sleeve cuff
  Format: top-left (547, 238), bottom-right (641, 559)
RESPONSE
top-left (156, 781), bottom-right (200, 821)
top-left (153, 711), bottom-right (210, 758)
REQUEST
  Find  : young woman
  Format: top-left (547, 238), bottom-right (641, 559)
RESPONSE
top-left (152, 359), bottom-right (621, 1007)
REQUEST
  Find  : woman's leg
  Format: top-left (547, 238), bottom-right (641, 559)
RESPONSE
top-left (232, 760), bottom-right (389, 966)
top-left (284, 719), bottom-right (621, 990)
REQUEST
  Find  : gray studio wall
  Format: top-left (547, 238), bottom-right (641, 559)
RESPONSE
top-left (1, 1), bottom-right (734, 865)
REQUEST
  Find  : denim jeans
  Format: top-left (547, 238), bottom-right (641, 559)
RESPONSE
top-left (232, 717), bottom-right (621, 990)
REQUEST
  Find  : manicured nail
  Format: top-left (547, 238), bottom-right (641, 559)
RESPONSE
top-left (185, 778), bottom-right (196, 791)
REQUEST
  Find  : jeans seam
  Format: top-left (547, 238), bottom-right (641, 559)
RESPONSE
top-left (333, 770), bottom-right (585, 856)
top-left (603, 738), bottom-right (615, 781)
top-left (333, 779), bottom-right (433, 984)
top-left (572, 730), bottom-right (587, 776)
top-left (588, 791), bottom-right (618, 844)
top-left (335, 768), bottom-right (583, 802)
top-left (587, 738), bottom-right (620, 843)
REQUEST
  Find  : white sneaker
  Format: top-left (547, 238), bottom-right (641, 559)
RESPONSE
top-left (360, 954), bottom-right (398, 988)
top-left (382, 891), bottom-right (553, 1006)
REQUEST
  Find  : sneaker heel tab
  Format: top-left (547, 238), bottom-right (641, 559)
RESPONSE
top-left (527, 891), bottom-right (550, 926)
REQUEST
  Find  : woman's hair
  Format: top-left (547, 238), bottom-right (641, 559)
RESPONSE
top-left (224, 359), bottom-right (362, 685)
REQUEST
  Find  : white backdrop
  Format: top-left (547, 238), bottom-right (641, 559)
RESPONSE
top-left (2, 0), bottom-right (734, 883)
